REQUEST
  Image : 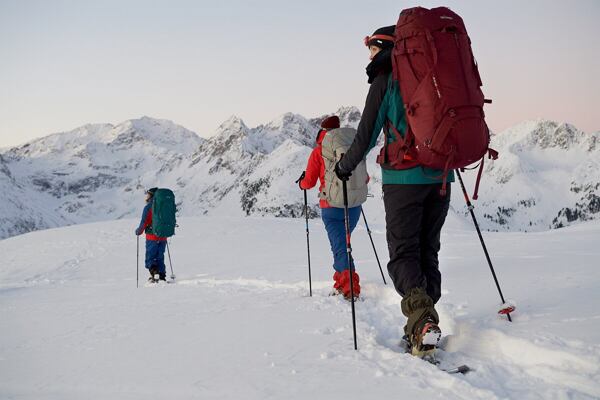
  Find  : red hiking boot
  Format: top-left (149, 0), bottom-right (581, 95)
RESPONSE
top-left (333, 271), bottom-right (343, 294)
top-left (333, 270), bottom-right (360, 300)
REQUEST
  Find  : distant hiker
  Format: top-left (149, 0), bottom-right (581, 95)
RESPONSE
top-left (298, 116), bottom-right (368, 300)
top-left (135, 188), bottom-right (168, 282)
top-left (334, 24), bottom-right (454, 356)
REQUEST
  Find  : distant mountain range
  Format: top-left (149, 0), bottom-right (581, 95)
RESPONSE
top-left (1, 108), bottom-right (598, 239)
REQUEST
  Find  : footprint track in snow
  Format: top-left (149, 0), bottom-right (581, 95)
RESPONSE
top-left (178, 276), bottom-right (600, 399)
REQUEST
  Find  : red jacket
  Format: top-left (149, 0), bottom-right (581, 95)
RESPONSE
top-left (300, 129), bottom-right (331, 208)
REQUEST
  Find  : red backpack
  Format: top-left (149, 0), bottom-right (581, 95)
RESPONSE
top-left (377, 6), bottom-right (497, 198)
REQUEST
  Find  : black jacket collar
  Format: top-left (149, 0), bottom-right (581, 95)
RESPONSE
top-left (366, 48), bottom-right (392, 84)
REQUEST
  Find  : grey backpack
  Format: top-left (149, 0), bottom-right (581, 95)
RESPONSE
top-left (319, 128), bottom-right (369, 208)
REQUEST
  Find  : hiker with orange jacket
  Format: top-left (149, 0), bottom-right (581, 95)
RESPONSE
top-left (298, 116), bottom-right (362, 300)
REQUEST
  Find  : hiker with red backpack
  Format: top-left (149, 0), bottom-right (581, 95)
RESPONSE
top-left (298, 116), bottom-right (368, 300)
top-left (135, 187), bottom-right (168, 282)
top-left (334, 8), bottom-right (494, 356)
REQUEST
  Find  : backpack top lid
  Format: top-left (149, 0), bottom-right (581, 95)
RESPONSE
top-left (397, 7), bottom-right (466, 37)
top-left (321, 128), bottom-right (360, 159)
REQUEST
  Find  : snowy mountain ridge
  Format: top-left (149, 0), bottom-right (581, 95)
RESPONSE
top-left (0, 110), bottom-right (598, 239)
top-left (474, 119), bottom-right (599, 230)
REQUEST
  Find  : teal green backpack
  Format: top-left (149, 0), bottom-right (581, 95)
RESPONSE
top-left (152, 188), bottom-right (177, 237)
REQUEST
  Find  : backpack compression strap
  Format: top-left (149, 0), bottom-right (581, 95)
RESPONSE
top-left (376, 120), bottom-right (419, 169)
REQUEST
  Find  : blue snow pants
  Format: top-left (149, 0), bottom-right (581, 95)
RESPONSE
top-left (145, 239), bottom-right (167, 274)
top-left (321, 206), bottom-right (361, 272)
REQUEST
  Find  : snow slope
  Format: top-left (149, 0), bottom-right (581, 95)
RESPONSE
top-left (1, 216), bottom-right (599, 399)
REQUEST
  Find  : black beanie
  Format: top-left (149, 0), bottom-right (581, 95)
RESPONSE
top-left (365, 25), bottom-right (395, 49)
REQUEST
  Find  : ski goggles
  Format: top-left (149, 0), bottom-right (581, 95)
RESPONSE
top-left (363, 34), bottom-right (395, 47)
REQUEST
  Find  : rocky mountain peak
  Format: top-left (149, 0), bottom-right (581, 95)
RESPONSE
top-left (496, 119), bottom-right (593, 153)
top-left (335, 106), bottom-right (362, 126)
top-left (109, 116), bottom-right (203, 154)
top-left (528, 120), bottom-right (586, 150)
top-left (215, 116), bottom-right (248, 138)
top-left (309, 106), bottom-right (361, 130)
top-left (1, 110), bottom-right (598, 240)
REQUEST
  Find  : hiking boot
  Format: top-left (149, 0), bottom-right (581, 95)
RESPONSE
top-left (410, 315), bottom-right (441, 358)
top-left (338, 269), bottom-right (360, 300)
top-left (332, 271), bottom-right (343, 295)
top-left (149, 266), bottom-right (159, 282)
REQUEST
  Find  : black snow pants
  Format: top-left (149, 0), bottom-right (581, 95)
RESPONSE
top-left (383, 183), bottom-right (451, 334)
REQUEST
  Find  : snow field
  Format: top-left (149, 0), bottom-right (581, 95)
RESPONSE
top-left (1, 216), bottom-right (599, 399)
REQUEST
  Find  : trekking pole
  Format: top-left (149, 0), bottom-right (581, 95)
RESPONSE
top-left (136, 235), bottom-right (139, 288)
top-left (360, 207), bottom-right (386, 285)
top-left (296, 172), bottom-right (312, 297)
top-left (342, 178), bottom-right (358, 350)
top-left (166, 241), bottom-right (176, 281)
top-left (456, 169), bottom-right (513, 322)
top-left (303, 190), bottom-right (313, 296)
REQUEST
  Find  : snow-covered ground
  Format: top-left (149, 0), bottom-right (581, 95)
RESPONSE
top-left (1, 214), bottom-right (599, 399)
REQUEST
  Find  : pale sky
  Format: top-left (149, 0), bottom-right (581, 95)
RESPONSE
top-left (1, 0), bottom-right (598, 148)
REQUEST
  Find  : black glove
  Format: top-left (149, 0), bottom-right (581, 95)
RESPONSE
top-left (295, 171), bottom-right (306, 189)
top-left (135, 228), bottom-right (142, 236)
top-left (334, 161), bottom-right (352, 181)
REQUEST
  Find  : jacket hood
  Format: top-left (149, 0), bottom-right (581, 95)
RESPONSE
top-left (316, 129), bottom-right (327, 146)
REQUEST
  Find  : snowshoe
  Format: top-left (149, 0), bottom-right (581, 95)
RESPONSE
top-left (401, 333), bottom-right (471, 374)
top-left (329, 287), bottom-right (360, 301)
top-left (343, 292), bottom-right (360, 302)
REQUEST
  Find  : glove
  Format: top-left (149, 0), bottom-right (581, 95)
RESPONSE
top-left (295, 171), bottom-right (306, 189)
top-left (334, 161), bottom-right (352, 181)
top-left (135, 228), bottom-right (142, 236)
